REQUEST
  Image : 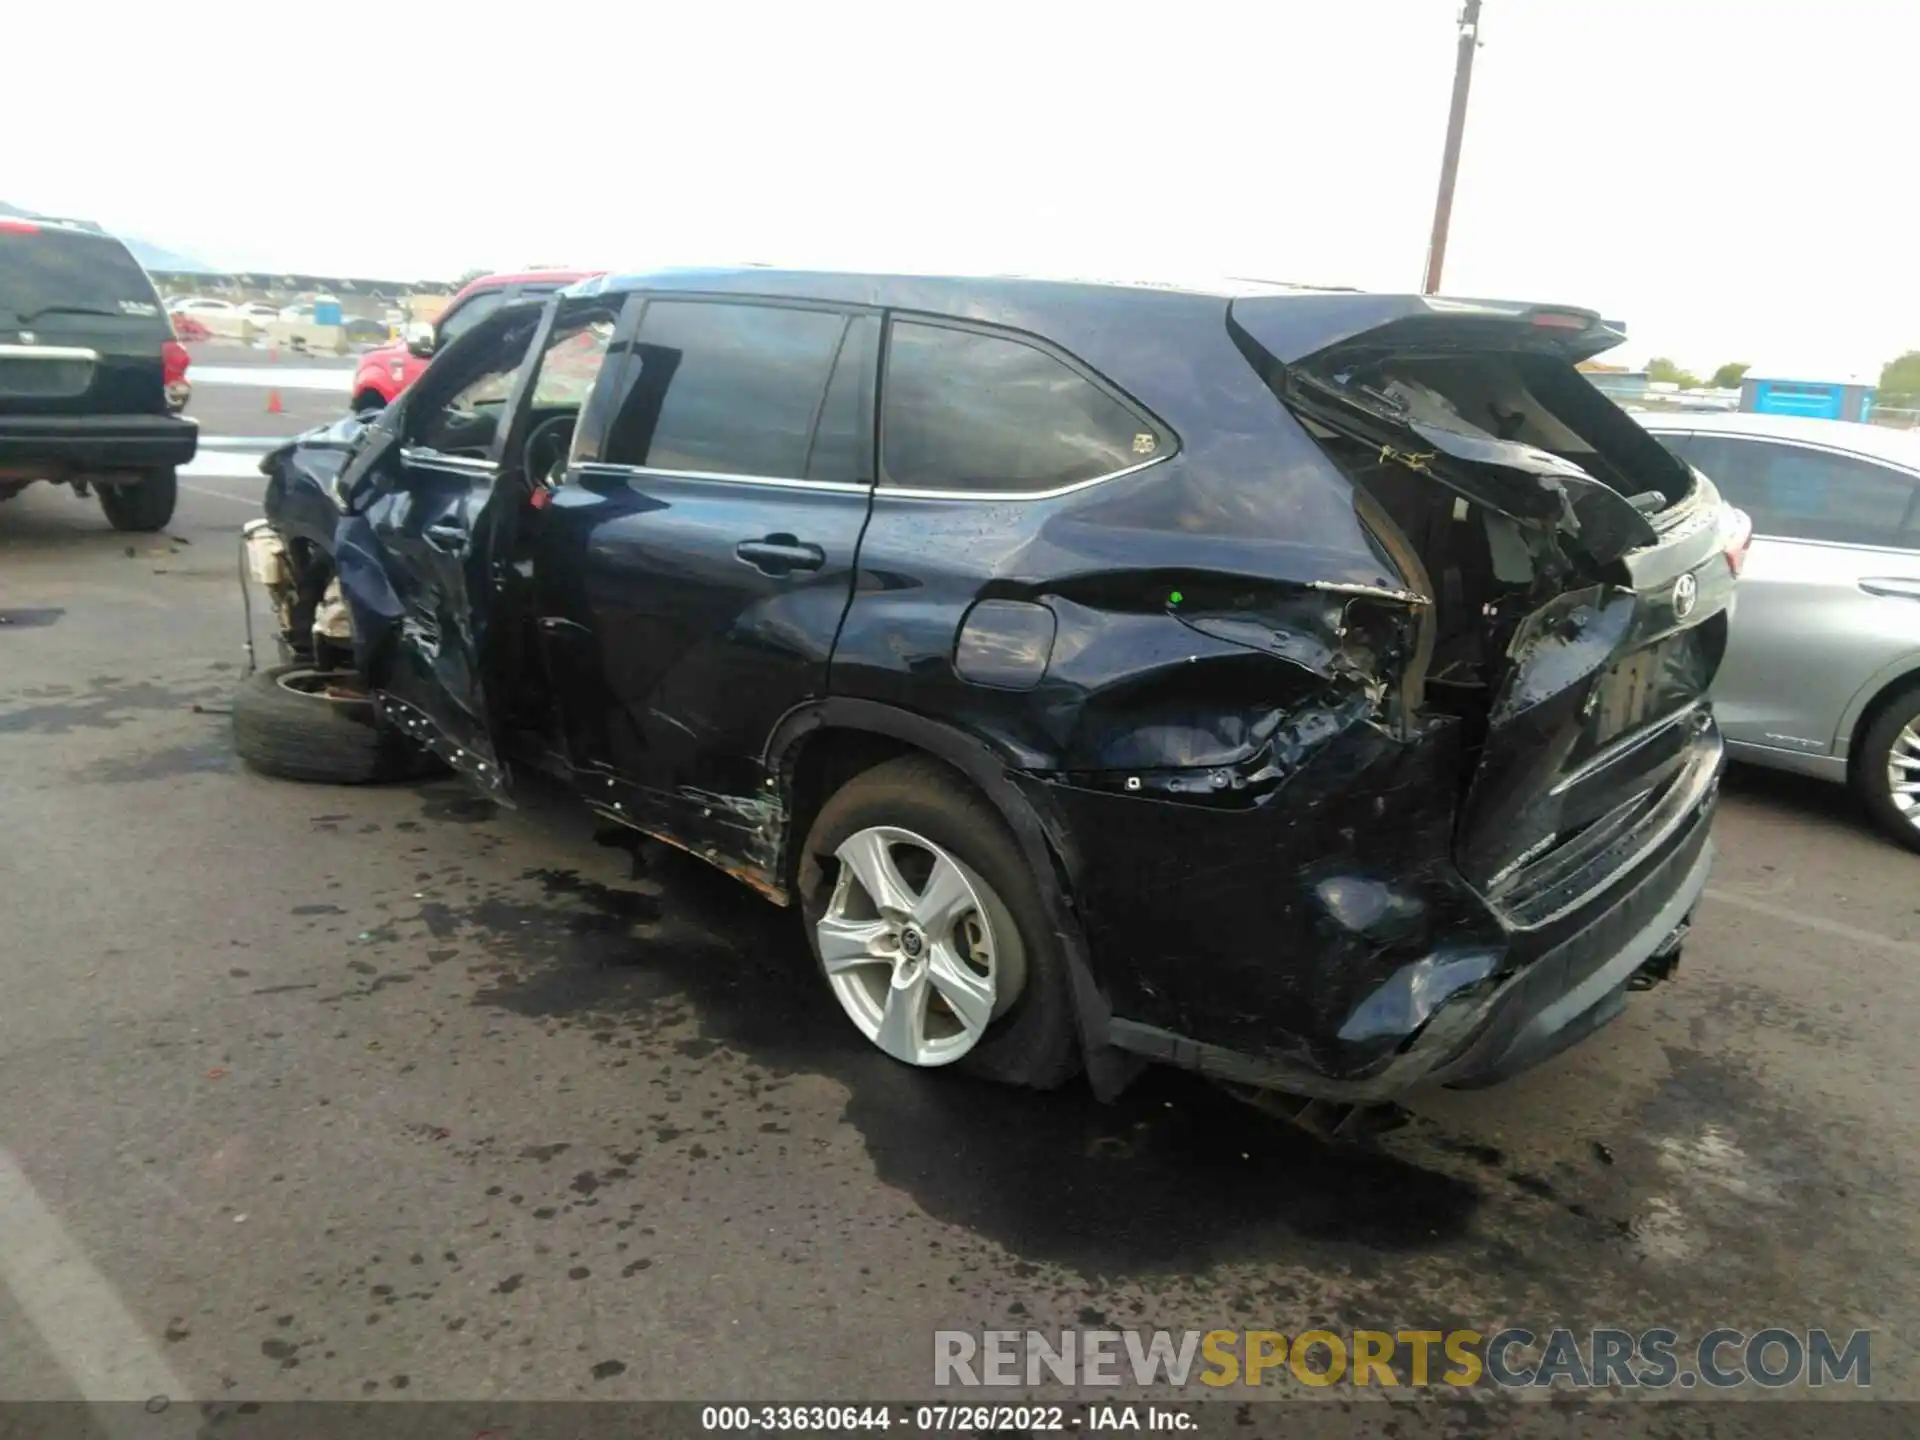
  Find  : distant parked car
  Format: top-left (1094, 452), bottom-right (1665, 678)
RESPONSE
top-left (1641, 412), bottom-right (1920, 850)
top-left (278, 295), bottom-right (342, 324)
top-left (165, 296), bottom-right (258, 340)
top-left (166, 296), bottom-right (233, 317)
top-left (1, 215), bottom-right (197, 529)
top-left (342, 316), bottom-right (389, 346)
top-left (346, 269), bottom-right (595, 413)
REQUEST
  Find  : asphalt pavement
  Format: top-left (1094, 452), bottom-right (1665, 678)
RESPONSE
top-left (0, 386), bottom-right (1915, 1422)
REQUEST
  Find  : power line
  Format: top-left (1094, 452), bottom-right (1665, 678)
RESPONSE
top-left (1422, 0), bottom-right (1484, 295)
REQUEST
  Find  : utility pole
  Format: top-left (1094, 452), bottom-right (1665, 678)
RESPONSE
top-left (1421, 0), bottom-right (1484, 295)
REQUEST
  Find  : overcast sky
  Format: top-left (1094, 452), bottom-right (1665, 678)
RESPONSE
top-left (10, 0), bottom-right (1915, 375)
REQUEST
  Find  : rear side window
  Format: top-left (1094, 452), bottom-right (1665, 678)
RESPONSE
top-left (0, 228), bottom-right (161, 322)
top-left (601, 300), bottom-right (849, 480)
top-left (881, 321), bottom-right (1163, 494)
top-left (1682, 435), bottom-right (1920, 548)
top-left (805, 314), bottom-right (877, 484)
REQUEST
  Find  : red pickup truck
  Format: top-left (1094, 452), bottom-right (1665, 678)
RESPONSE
top-left (348, 269), bottom-right (596, 413)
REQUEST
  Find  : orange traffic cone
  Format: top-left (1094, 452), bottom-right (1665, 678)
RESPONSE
top-left (267, 389), bottom-right (283, 415)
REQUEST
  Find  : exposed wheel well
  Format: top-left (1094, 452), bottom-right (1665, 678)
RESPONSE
top-left (351, 389), bottom-right (387, 414)
top-left (1848, 670), bottom-right (1920, 775)
top-left (780, 728), bottom-right (920, 887)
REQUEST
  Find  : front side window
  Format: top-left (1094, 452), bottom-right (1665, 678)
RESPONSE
top-left (1683, 436), bottom-right (1919, 548)
top-left (600, 300), bottom-right (849, 479)
top-left (880, 321), bottom-right (1163, 494)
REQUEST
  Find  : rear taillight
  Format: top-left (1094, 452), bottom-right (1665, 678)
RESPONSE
top-left (1722, 507), bottom-right (1753, 577)
top-left (0, 218), bottom-right (41, 235)
top-left (161, 339), bottom-right (190, 385)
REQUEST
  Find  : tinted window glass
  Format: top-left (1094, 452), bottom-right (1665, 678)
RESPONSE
top-left (881, 322), bottom-right (1161, 493)
top-left (438, 289), bottom-right (505, 345)
top-left (1652, 432), bottom-right (1700, 463)
top-left (806, 315), bottom-right (877, 484)
top-left (0, 229), bottom-right (161, 322)
top-left (601, 301), bottom-right (847, 478)
top-left (1684, 436), bottom-right (1919, 547)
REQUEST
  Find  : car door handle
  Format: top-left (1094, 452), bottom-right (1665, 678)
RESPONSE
top-left (423, 520), bottom-right (467, 551)
top-left (1859, 577), bottom-right (1920, 601)
top-left (735, 536), bottom-right (826, 575)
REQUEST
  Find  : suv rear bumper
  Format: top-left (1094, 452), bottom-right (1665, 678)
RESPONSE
top-left (1095, 730), bottom-right (1723, 1103)
top-left (0, 414), bottom-right (199, 474)
top-left (1108, 822), bottom-right (1710, 1100)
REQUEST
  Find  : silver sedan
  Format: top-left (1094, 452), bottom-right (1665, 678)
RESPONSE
top-left (1639, 411), bottom-right (1920, 851)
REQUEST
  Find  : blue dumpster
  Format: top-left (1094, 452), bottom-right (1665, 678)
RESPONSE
top-left (1740, 374), bottom-right (1876, 422)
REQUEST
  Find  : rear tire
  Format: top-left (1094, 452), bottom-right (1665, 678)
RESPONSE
top-left (1855, 684), bottom-right (1920, 854)
top-left (797, 755), bottom-right (1080, 1088)
top-left (98, 469), bottom-right (178, 532)
top-left (232, 663), bottom-right (434, 785)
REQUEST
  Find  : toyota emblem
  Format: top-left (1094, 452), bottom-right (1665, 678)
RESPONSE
top-left (1672, 572), bottom-right (1699, 619)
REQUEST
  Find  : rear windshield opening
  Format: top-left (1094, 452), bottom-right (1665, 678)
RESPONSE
top-left (1320, 348), bottom-right (1695, 512)
top-left (0, 229), bottom-right (163, 325)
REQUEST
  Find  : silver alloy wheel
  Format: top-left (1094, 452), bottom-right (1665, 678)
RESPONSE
top-left (1889, 718), bottom-right (1920, 832)
top-left (816, 825), bottom-right (1016, 1066)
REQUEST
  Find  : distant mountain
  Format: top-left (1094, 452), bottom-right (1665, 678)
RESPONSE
top-left (0, 199), bottom-right (217, 273)
top-left (122, 237), bottom-right (218, 273)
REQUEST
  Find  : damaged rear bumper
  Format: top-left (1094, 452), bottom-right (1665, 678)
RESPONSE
top-left (1107, 818), bottom-right (1711, 1102)
top-left (1056, 720), bottom-right (1723, 1105)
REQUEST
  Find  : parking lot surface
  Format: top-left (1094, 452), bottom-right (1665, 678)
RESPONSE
top-left (1, 406), bottom-right (1916, 1410)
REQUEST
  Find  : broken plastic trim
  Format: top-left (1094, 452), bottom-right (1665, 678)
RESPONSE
top-left (376, 692), bottom-right (512, 804)
top-left (1283, 371), bottom-right (1660, 569)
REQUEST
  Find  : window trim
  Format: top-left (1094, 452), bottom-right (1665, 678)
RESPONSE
top-left (399, 447), bottom-right (498, 477)
top-left (1658, 430), bottom-right (1920, 545)
top-left (571, 460), bottom-right (869, 495)
top-left (874, 312), bottom-right (1177, 501)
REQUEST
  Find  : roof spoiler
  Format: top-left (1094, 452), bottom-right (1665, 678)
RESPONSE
top-left (1229, 294), bottom-right (1628, 367)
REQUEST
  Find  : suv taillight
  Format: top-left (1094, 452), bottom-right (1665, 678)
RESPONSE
top-left (162, 339), bottom-right (190, 385)
top-left (1722, 507), bottom-right (1753, 577)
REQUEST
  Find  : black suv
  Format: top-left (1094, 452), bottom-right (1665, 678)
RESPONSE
top-left (0, 216), bottom-right (197, 530)
top-left (235, 269), bottom-right (1739, 1110)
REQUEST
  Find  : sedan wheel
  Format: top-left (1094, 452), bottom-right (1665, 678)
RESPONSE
top-left (1886, 717), bottom-right (1920, 834)
top-left (815, 825), bottom-right (1024, 1066)
top-left (1858, 688), bottom-right (1920, 854)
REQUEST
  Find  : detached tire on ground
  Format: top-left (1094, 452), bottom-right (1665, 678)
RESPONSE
top-left (797, 755), bottom-right (1080, 1089)
top-left (232, 664), bottom-right (433, 785)
top-left (98, 468), bottom-right (178, 532)
top-left (1855, 683), bottom-right (1920, 854)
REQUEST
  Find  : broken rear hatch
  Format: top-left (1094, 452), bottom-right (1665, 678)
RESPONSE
top-left (1233, 294), bottom-right (1740, 918)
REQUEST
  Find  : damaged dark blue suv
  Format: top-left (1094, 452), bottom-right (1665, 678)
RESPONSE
top-left (235, 269), bottom-right (1741, 1115)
